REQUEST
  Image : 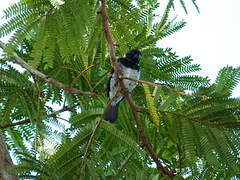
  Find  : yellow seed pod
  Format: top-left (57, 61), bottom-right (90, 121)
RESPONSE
top-left (143, 84), bottom-right (160, 125)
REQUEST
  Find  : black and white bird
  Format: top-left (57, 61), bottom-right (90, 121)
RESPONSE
top-left (104, 49), bottom-right (142, 123)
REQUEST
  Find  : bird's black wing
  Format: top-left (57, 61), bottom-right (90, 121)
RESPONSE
top-left (107, 69), bottom-right (114, 97)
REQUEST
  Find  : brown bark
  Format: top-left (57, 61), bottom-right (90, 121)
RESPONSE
top-left (0, 41), bottom-right (97, 97)
top-left (99, 0), bottom-right (175, 177)
top-left (0, 104), bottom-right (80, 129)
top-left (122, 76), bottom-right (208, 98)
top-left (0, 133), bottom-right (19, 180)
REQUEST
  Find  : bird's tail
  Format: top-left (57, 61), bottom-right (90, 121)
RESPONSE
top-left (103, 102), bottom-right (120, 123)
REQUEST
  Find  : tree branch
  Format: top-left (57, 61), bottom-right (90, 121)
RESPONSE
top-left (122, 76), bottom-right (209, 99)
top-left (0, 120), bottom-right (31, 129)
top-left (0, 41), bottom-right (97, 97)
top-left (138, 107), bottom-right (231, 132)
top-left (0, 104), bottom-right (80, 129)
top-left (0, 133), bottom-right (19, 180)
top-left (113, 153), bottom-right (134, 179)
top-left (99, 0), bottom-right (175, 177)
top-left (83, 118), bottom-right (101, 158)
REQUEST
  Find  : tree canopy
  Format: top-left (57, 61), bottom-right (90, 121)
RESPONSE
top-left (0, 0), bottom-right (240, 179)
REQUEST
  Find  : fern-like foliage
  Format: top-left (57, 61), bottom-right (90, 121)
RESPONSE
top-left (0, 0), bottom-right (240, 179)
top-left (177, 0), bottom-right (200, 14)
top-left (141, 47), bottom-right (209, 91)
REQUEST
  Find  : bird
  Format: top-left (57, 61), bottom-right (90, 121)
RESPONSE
top-left (104, 49), bottom-right (142, 123)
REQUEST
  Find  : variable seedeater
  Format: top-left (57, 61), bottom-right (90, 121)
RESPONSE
top-left (104, 49), bottom-right (142, 123)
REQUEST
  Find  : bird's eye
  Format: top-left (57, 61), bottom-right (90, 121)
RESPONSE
top-left (134, 54), bottom-right (140, 59)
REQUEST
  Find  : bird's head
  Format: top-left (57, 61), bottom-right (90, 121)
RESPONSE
top-left (125, 49), bottom-right (142, 64)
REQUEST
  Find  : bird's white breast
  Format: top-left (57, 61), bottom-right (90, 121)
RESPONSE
top-left (109, 63), bottom-right (140, 104)
top-left (121, 64), bottom-right (140, 92)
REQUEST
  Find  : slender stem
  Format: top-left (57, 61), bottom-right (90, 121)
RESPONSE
top-left (0, 120), bottom-right (31, 129)
top-left (138, 107), bottom-right (231, 132)
top-left (99, 0), bottom-right (175, 177)
top-left (83, 119), bottom-right (101, 158)
top-left (113, 153), bottom-right (134, 179)
top-left (0, 41), bottom-right (98, 97)
top-left (0, 104), bottom-right (80, 129)
top-left (80, 119), bottom-right (101, 172)
top-left (122, 76), bottom-right (208, 99)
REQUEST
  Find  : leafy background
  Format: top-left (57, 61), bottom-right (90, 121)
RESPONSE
top-left (0, 0), bottom-right (240, 179)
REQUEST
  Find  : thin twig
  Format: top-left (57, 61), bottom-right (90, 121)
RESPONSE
top-left (122, 76), bottom-right (209, 99)
top-left (157, 110), bottom-right (230, 132)
top-left (113, 153), bottom-right (134, 179)
top-left (138, 107), bottom-right (231, 132)
top-left (80, 118), bottom-right (102, 172)
top-left (0, 104), bottom-right (80, 129)
top-left (99, 0), bottom-right (175, 177)
top-left (0, 41), bottom-right (98, 97)
top-left (176, 144), bottom-right (183, 174)
top-left (83, 118), bottom-right (101, 158)
top-left (68, 64), bottom-right (98, 88)
top-left (0, 119), bottom-right (32, 129)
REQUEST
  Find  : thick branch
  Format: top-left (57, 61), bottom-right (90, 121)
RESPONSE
top-left (0, 133), bottom-right (19, 180)
top-left (99, 0), bottom-right (175, 177)
top-left (122, 76), bottom-right (208, 98)
top-left (0, 41), bottom-right (97, 97)
top-left (0, 104), bottom-right (80, 129)
top-left (98, 3), bottom-right (123, 78)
